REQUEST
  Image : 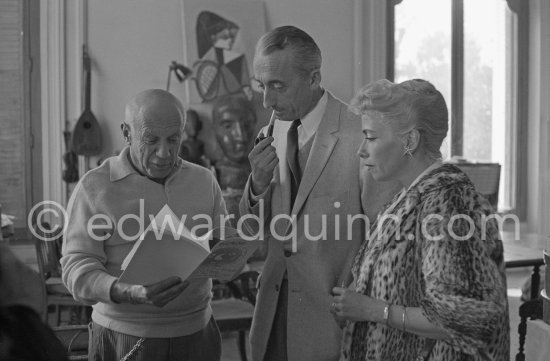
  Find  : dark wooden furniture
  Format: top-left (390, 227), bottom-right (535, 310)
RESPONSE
top-left (53, 324), bottom-right (89, 360)
top-left (515, 298), bottom-right (543, 361)
top-left (503, 231), bottom-right (547, 300)
top-left (501, 232), bottom-right (548, 360)
top-left (33, 223), bottom-right (90, 326)
top-left (211, 270), bottom-right (259, 361)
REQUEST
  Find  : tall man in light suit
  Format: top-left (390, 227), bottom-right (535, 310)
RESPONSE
top-left (239, 26), bottom-right (398, 361)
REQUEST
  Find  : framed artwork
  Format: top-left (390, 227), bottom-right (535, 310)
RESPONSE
top-left (181, 0), bottom-right (266, 104)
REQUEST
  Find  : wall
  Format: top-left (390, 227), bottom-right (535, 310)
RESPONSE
top-left (38, 0), bottom-right (550, 238)
top-left (84, 0), bottom-right (188, 159)
top-left (85, 0), bottom-right (550, 235)
top-left (74, 0), bottom-right (380, 158)
top-left (262, 0), bottom-right (356, 101)
top-left (0, 0), bottom-right (29, 227)
top-left (527, 0), bottom-right (550, 240)
top-left (44, 0), bottom-right (385, 204)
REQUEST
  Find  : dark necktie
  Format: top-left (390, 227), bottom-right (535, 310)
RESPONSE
top-left (287, 119), bottom-right (301, 206)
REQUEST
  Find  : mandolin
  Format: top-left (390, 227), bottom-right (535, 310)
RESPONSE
top-left (62, 130), bottom-right (78, 183)
top-left (71, 46), bottom-right (102, 156)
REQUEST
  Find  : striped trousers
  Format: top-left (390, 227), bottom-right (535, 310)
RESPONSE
top-left (88, 317), bottom-right (221, 361)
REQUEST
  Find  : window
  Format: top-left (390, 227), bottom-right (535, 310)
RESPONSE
top-left (391, 0), bottom-right (526, 213)
top-left (0, 0), bottom-right (41, 231)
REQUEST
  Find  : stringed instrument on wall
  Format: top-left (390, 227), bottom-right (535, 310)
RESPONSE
top-left (62, 130), bottom-right (78, 183)
top-left (71, 45), bottom-right (102, 157)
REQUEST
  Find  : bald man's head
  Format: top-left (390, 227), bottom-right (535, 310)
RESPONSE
top-left (121, 89), bottom-right (186, 182)
top-left (124, 89), bottom-right (185, 129)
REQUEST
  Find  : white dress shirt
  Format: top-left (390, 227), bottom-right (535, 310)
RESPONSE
top-left (295, 90), bottom-right (328, 149)
top-left (250, 90), bottom-right (328, 200)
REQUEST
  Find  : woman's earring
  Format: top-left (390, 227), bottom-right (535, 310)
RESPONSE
top-left (403, 145), bottom-right (413, 157)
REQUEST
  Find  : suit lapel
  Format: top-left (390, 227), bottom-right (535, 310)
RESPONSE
top-left (291, 93), bottom-right (341, 216)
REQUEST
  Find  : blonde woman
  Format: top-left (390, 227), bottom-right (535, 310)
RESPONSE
top-left (331, 79), bottom-right (509, 361)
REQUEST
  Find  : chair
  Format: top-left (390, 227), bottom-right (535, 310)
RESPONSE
top-left (516, 298), bottom-right (543, 361)
top-left (47, 272), bottom-right (259, 361)
top-left (450, 161), bottom-right (501, 209)
top-left (52, 324), bottom-right (89, 360)
top-left (33, 223), bottom-right (90, 326)
top-left (211, 270), bottom-right (259, 361)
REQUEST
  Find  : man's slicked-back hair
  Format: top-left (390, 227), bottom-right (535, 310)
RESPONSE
top-left (255, 25), bottom-right (321, 78)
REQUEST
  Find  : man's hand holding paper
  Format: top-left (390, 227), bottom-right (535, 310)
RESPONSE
top-left (110, 276), bottom-right (190, 307)
top-left (119, 205), bottom-right (262, 285)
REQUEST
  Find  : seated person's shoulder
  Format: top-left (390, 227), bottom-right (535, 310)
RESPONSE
top-left (0, 244), bottom-right (44, 318)
top-left (0, 305), bottom-right (68, 361)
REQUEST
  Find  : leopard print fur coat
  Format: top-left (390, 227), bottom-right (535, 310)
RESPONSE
top-left (340, 164), bottom-right (510, 361)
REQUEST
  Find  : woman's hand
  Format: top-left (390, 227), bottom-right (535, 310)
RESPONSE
top-left (331, 287), bottom-right (386, 324)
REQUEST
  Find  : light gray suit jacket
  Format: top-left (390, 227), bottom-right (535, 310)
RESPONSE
top-left (239, 92), bottom-right (398, 361)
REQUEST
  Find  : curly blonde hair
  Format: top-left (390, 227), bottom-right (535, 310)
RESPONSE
top-left (350, 78), bottom-right (448, 160)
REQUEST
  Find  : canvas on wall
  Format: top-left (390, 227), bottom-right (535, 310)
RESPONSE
top-left (181, 0), bottom-right (266, 105)
top-left (180, 0), bottom-right (270, 171)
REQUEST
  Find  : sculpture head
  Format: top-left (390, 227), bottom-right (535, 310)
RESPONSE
top-left (212, 95), bottom-right (256, 164)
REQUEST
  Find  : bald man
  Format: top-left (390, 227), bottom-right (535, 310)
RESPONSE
top-left (61, 89), bottom-right (227, 361)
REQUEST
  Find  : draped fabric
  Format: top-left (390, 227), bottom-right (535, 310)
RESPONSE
top-left (340, 164), bottom-right (510, 361)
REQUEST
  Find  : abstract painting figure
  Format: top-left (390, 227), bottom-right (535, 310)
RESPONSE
top-left (194, 11), bottom-right (252, 102)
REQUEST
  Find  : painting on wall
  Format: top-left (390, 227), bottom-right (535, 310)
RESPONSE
top-left (181, 0), bottom-right (266, 104)
top-left (180, 0), bottom-right (269, 165)
top-left (181, 0), bottom-right (269, 239)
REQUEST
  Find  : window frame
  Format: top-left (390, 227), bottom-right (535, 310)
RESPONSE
top-left (387, 0), bottom-right (528, 219)
top-left (0, 0), bottom-right (42, 234)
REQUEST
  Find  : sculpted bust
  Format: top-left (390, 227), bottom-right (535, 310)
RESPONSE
top-left (211, 95), bottom-right (256, 222)
top-left (211, 95), bottom-right (256, 190)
